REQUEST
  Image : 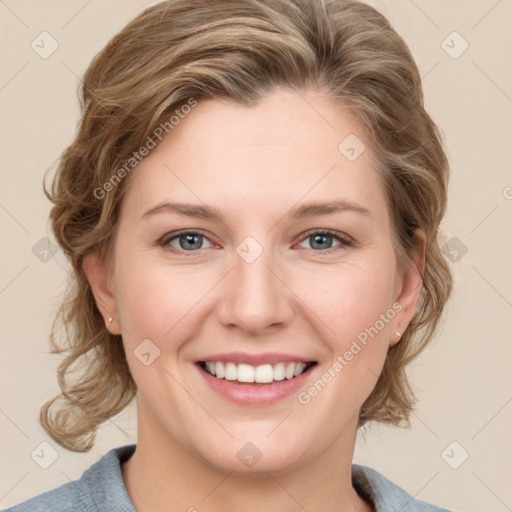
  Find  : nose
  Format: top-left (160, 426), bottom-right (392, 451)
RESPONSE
top-left (217, 239), bottom-right (294, 336)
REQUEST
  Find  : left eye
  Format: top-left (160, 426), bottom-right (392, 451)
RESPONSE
top-left (160, 230), bottom-right (353, 254)
top-left (297, 230), bottom-right (352, 251)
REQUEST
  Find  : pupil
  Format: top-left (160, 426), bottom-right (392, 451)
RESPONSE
top-left (312, 234), bottom-right (331, 250)
top-left (182, 234), bottom-right (201, 250)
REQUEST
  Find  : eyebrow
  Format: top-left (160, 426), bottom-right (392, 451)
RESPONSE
top-left (141, 199), bottom-right (372, 222)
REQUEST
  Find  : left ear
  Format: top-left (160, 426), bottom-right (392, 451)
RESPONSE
top-left (390, 229), bottom-right (426, 347)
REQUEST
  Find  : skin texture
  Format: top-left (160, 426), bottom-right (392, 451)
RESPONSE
top-left (83, 86), bottom-right (425, 512)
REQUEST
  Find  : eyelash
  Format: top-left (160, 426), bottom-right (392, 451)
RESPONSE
top-left (159, 229), bottom-right (355, 256)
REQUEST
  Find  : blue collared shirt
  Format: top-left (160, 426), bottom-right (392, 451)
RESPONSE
top-left (4, 444), bottom-right (454, 511)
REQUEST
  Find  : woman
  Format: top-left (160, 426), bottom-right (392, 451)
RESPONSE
top-left (6, 0), bottom-right (454, 510)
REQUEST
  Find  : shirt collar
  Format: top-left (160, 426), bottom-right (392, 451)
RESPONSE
top-left (81, 444), bottom-right (444, 512)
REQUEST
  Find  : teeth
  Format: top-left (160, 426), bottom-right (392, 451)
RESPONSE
top-left (225, 362), bottom-right (237, 381)
top-left (202, 361), bottom-right (312, 383)
top-left (285, 362), bottom-right (295, 379)
top-left (255, 364), bottom-right (273, 383)
top-left (215, 362), bottom-right (224, 378)
top-left (238, 363), bottom-right (255, 383)
top-left (273, 363), bottom-right (285, 381)
top-left (294, 362), bottom-right (306, 377)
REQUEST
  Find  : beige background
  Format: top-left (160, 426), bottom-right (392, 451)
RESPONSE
top-left (1, 1), bottom-right (511, 510)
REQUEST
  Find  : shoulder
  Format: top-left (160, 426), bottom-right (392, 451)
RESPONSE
top-left (4, 444), bottom-right (137, 512)
top-left (352, 464), bottom-right (454, 512)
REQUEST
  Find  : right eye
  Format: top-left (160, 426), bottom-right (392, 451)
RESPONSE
top-left (160, 230), bottom-right (215, 254)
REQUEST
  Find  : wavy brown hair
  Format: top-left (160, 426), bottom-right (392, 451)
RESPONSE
top-left (41, 0), bottom-right (453, 452)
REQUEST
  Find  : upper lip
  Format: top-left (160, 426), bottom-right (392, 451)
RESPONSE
top-left (196, 352), bottom-right (316, 366)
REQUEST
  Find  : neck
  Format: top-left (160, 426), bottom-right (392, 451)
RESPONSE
top-left (122, 399), bottom-right (373, 512)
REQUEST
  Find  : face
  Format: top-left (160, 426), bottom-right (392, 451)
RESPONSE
top-left (85, 86), bottom-right (423, 474)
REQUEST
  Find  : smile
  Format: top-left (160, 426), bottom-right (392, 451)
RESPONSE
top-left (198, 361), bottom-right (317, 384)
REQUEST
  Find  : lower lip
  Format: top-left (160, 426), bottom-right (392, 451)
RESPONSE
top-left (195, 364), bottom-right (316, 406)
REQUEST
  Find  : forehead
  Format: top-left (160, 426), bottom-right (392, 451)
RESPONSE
top-left (120, 87), bottom-right (388, 224)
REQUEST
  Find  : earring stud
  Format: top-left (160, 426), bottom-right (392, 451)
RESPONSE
top-left (396, 331), bottom-right (401, 337)
top-left (108, 317), bottom-right (113, 324)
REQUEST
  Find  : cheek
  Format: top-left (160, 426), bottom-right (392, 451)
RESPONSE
top-left (297, 255), bottom-right (396, 342)
top-left (298, 255), bottom-right (396, 389)
top-left (113, 247), bottom-right (215, 348)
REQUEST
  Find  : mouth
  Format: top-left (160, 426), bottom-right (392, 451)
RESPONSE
top-left (197, 360), bottom-right (318, 385)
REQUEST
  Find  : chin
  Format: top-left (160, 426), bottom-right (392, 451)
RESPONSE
top-left (192, 433), bottom-right (308, 475)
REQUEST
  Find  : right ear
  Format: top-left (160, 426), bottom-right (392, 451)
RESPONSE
top-left (82, 252), bottom-right (121, 335)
